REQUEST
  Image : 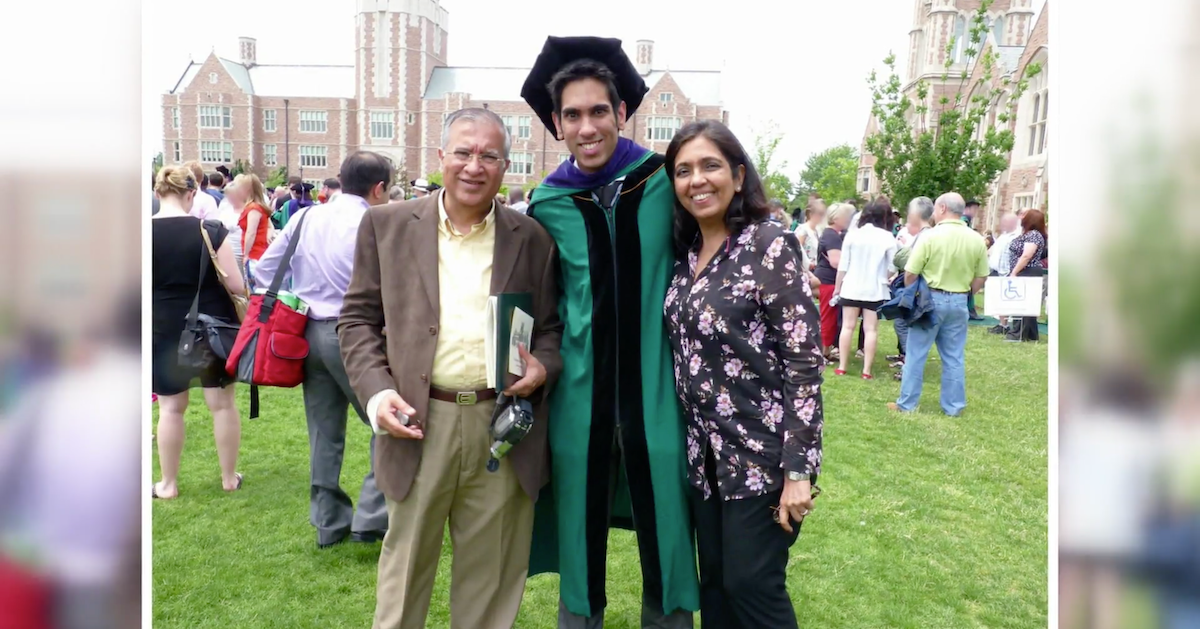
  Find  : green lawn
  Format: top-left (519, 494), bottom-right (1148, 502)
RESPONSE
top-left (152, 322), bottom-right (1048, 628)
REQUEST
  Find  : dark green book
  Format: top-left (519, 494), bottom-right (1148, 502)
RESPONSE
top-left (485, 292), bottom-right (534, 392)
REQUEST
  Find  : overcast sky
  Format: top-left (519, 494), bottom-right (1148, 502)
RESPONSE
top-left (144, 0), bottom-right (1050, 178)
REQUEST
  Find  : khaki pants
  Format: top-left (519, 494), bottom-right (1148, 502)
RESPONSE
top-left (372, 398), bottom-right (534, 629)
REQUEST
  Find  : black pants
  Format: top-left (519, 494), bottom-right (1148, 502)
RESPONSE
top-left (690, 449), bottom-right (800, 629)
top-left (1012, 267), bottom-right (1045, 341)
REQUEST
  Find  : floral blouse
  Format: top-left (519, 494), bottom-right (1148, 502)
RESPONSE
top-left (664, 221), bottom-right (825, 501)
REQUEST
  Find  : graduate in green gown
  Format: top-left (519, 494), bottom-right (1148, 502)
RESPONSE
top-left (519, 36), bottom-right (700, 628)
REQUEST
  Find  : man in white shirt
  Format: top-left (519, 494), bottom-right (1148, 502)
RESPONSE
top-left (321, 178), bottom-right (342, 204)
top-left (508, 187), bottom-right (529, 214)
top-left (183, 161), bottom-right (218, 221)
top-left (988, 212), bottom-right (1022, 275)
top-left (986, 212), bottom-right (1022, 334)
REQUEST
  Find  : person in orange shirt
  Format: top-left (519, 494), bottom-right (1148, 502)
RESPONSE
top-left (234, 174), bottom-right (272, 291)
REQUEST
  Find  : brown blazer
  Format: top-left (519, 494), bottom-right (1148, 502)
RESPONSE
top-left (338, 195), bottom-right (563, 503)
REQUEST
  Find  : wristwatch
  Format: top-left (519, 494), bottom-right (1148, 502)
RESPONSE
top-left (785, 471), bottom-right (809, 482)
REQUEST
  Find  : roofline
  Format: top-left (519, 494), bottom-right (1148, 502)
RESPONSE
top-left (169, 60), bottom-right (197, 94)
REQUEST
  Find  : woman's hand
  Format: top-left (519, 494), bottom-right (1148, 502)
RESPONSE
top-left (776, 478), bottom-right (814, 534)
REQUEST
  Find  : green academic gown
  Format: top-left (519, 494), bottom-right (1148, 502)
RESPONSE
top-left (526, 151), bottom-right (700, 617)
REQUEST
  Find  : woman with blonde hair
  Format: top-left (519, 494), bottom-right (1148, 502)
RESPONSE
top-left (151, 165), bottom-right (246, 499)
top-left (815, 202), bottom-right (856, 359)
top-left (234, 173), bottom-right (271, 292)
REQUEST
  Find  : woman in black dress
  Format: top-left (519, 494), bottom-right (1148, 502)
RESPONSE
top-left (151, 165), bottom-right (246, 499)
top-left (663, 120), bottom-right (824, 629)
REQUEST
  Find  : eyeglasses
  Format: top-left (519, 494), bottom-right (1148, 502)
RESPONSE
top-left (770, 483), bottom-right (822, 524)
top-left (449, 149), bottom-right (504, 167)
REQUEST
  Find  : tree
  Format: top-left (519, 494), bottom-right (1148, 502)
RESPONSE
top-left (864, 0), bottom-right (1041, 210)
top-left (231, 159), bottom-right (250, 177)
top-left (751, 123), bottom-right (794, 204)
top-left (264, 166), bottom-right (288, 189)
top-left (151, 152), bottom-right (164, 181)
top-left (796, 144), bottom-right (860, 209)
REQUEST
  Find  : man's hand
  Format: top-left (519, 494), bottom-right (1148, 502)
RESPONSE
top-left (375, 391), bottom-right (423, 440)
top-left (776, 478), bottom-right (814, 534)
top-left (503, 343), bottom-right (546, 398)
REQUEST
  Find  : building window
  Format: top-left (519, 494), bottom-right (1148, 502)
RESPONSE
top-left (303, 178), bottom-right (323, 189)
top-left (173, 141), bottom-right (181, 163)
top-left (209, 72), bottom-right (218, 84)
top-left (264, 109), bottom-right (276, 132)
top-left (198, 105), bottom-right (232, 129)
top-left (517, 116), bottom-right (532, 139)
top-left (951, 15), bottom-right (968, 63)
top-left (407, 113), bottom-right (416, 125)
top-left (559, 153), bottom-right (571, 164)
top-left (500, 115), bottom-right (516, 139)
top-left (1028, 90), bottom-right (1047, 156)
top-left (264, 144), bottom-right (277, 167)
top-left (171, 107), bottom-right (179, 129)
top-left (511, 152), bottom-right (533, 175)
top-left (370, 111), bottom-right (395, 140)
top-left (990, 15), bottom-right (1005, 44)
top-left (646, 116), bottom-right (681, 141)
top-left (1013, 193), bottom-right (1035, 213)
top-left (200, 141), bottom-right (233, 163)
top-left (660, 93), bottom-right (673, 103)
top-left (299, 145), bottom-right (327, 168)
top-left (299, 110), bottom-right (328, 133)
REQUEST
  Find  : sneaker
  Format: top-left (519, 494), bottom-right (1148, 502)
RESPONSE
top-left (855, 350), bottom-right (864, 359)
top-left (885, 354), bottom-right (902, 362)
top-left (987, 325), bottom-right (1007, 335)
top-left (893, 372), bottom-right (904, 381)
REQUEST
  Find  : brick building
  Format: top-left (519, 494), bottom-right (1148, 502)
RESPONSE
top-left (858, 0), bottom-right (1048, 233)
top-left (161, 0), bottom-right (728, 189)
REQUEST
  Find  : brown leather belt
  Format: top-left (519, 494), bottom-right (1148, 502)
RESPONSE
top-left (429, 386), bottom-right (497, 406)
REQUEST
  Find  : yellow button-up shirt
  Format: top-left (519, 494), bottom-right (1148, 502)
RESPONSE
top-left (430, 191), bottom-right (496, 389)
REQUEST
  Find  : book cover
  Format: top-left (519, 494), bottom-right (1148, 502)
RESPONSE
top-left (485, 292), bottom-right (534, 392)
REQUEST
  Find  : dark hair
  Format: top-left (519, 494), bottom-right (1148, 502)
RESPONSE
top-left (339, 151), bottom-right (393, 197)
top-left (665, 120), bottom-right (769, 257)
top-left (208, 172), bottom-right (224, 188)
top-left (1020, 208), bottom-right (1047, 239)
top-left (548, 60), bottom-right (621, 126)
top-left (323, 177), bottom-right (341, 190)
top-left (965, 199), bottom-right (981, 208)
top-left (860, 197), bottom-right (891, 229)
top-left (287, 175), bottom-right (302, 186)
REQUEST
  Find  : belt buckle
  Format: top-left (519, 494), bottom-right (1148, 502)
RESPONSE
top-left (455, 391), bottom-right (477, 406)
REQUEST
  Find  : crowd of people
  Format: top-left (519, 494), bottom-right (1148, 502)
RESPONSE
top-left (149, 35), bottom-right (1047, 629)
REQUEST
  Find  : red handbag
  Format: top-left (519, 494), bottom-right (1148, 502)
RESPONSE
top-left (225, 209), bottom-right (312, 418)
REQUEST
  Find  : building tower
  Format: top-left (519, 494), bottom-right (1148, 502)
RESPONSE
top-left (356, 0), bottom-right (449, 180)
top-left (1003, 0), bottom-right (1036, 47)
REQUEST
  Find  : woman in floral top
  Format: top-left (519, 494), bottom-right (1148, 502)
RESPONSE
top-left (663, 120), bottom-right (824, 629)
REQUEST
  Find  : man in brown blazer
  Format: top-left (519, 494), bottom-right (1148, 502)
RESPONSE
top-left (338, 107), bottom-right (563, 629)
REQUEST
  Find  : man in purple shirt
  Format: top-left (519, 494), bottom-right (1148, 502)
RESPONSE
top-left (254, 151), bottom-right (394, 548)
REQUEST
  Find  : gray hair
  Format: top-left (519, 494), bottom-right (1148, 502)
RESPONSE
top-left (441, 108), bottom-right (511, 159)
top-left (388, 185), bottom-right (404, 201)
top-left (908, 196), bottom-right (935, 224)
top-left (935, 192), bottom-right (966, 216)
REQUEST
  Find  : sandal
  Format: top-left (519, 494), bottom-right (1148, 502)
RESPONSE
top-left (834, 369), bottom-right (847, 376)
top-left (225, 473), bottom-right (244, 492)
top-left (862, 373), bottom-right (874, 380)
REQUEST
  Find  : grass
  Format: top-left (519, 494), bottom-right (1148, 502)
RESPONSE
top-left (152, 322), bottom-right (1048, 628)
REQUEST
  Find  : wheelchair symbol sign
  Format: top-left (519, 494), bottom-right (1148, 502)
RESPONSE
top-left (1002, 280), bottom-right (1025, 301)
top-left (984, 276), bottom-right (1043, 317)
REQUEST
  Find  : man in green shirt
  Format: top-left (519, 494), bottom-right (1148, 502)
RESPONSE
top-left (889, 192), bottom-right (988, 416)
